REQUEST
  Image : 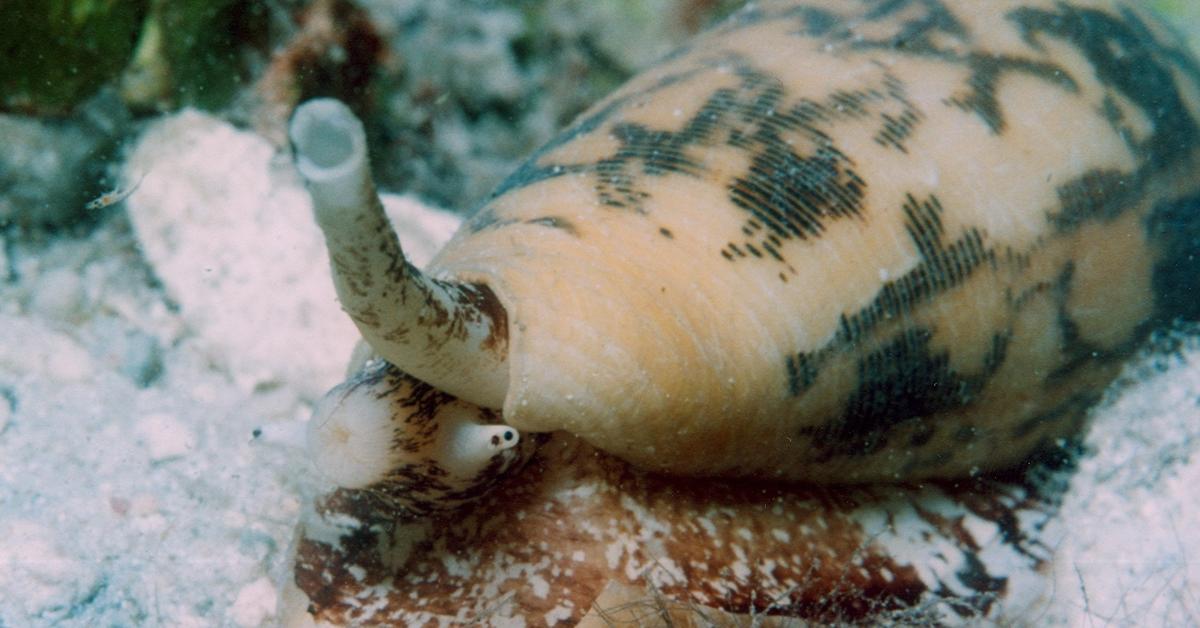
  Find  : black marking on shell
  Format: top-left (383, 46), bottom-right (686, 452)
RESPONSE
top-left (983, 331), bottom-right (1012, 376)
top-left (1099, 94), bottom-right (1139, 152)
top-left (941, 53), bottom-right (1078, 134)
top-left (583, 61), bottom-right (874, 219)
top-left (595, 120), bottom-right (709, 210)
top-left (861, 0), bottom-right (969, 51)
top-left (787, 5), bottom-right (840, 38)
top-left (479, 66), bottom-right (709, 208)
top-left (462, 206), bottom-right (510, 233)
top-left (954, 424), bottom-right (980, 444)
top-left (718, 69), bottom-right (925, 260)
top-left (711, 0), bottom-right (964, 53)
top-left (1047, 169), bottom-right (1137, 232)
top-left (711, 2), bottom-right (844, 40)
top-left (723, 80), bottom-right (871, 246)
top-left (908, 421), bottom-right (936, 448)
top-left (825, 0), bottom-right (1083, 135)
top-left (874, 74), bottom-right (924, 152)
top-left (1044, 262), bottom-right (1114, 383)
top-left (1009, 3), bottom-right (1200, 168)
top-left (1144, 190), bottom-right (1200, 324)
top-left (472, 51), bottom-right (923, 259)
top-left (1011, 391), bottom-right (1101, 441)
top-left (1024, 2), bottom-right (1200, 316)
top-left (727, 141), bottom-right (865, 245)
top-left (786, 193), bottom-right (995, 399)
top-left (839, 194), bottom-right (992, 344)
top-left (525, 216), bottom-right (580, 236)
top-left (800, 326), bottom-right (978, 459)
top-left (785, 351), bottom-right (821, 397)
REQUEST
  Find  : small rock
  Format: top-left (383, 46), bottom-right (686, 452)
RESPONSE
top-left (230, 577), bottom-right (277, 627)
top-left (135, 413), bottom-right (196, 461)
top-left (0, 520), bottom-right (97, 620)
top-left (44, 345), bottom-right (95, 382)
top-left (118, 330), bottom-right (163, 387)
top-left (128, 494), bottom-right (160, 518)
top-left (0, 388), bottom-right (13, 433)
top-left (0, 315), bottom-right (96, 381)
top-left (108, 496), bottom-right (131, 516)
top-left (28, 267), bottom-right (86, 322)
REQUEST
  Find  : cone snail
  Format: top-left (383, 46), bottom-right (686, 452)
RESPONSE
top-left (289, 0), bottom-right (1200, 513)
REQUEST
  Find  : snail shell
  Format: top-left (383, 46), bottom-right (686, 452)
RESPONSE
top-left (291, 0), bottom-right (1200, 501)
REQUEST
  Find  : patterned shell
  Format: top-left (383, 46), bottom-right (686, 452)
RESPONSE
top-left (424, 0), bottom-right (1200, 482)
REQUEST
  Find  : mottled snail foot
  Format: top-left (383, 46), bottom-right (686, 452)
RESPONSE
top-left (285, 432), bottom-right (1071, 625)
top-left (307, 360), bottom-right (530, 516)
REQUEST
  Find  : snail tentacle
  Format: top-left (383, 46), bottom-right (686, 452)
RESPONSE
top-left (436, 416), bottom-right (520, 478)
top-left (289, 99), bottom-right (509, 409)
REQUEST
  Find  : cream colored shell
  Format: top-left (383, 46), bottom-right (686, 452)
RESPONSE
top-left (426, 0), bottom-right (1200, 481)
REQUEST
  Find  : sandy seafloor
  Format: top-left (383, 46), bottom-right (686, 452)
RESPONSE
top-left (0, 111), bottom-right (461, 627)
top-left (3, 8), bottom-right (1200, 628)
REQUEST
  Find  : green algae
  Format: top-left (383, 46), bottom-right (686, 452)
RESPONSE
top-left (0, 0), bottom-right (148, 114)
top-left (0, 0), bottom-right (267, 114)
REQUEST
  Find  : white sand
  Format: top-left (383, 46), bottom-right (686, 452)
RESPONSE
top-left (0, 111), bottom-right (458, 627)
top-left (0, 110), bottom-right (1196, 627)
